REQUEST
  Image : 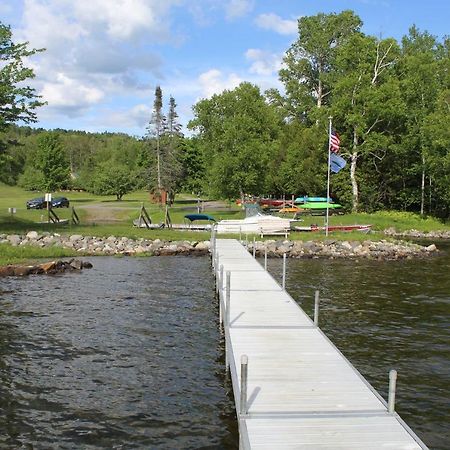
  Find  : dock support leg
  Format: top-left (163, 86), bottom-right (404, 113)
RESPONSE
top-left (282, 253), bottom-right (287, 290)
top-left (388, 369), bottom-right (397, 413)
top-left (219, 265), bottom-right (224, 325)
top-left (264, 246), bottom-right (268, 271)
top-left (226, 271), bottom-right (231, 327)
top-left (252, 237), bottom-right (256, 258)
top-left (240, 355), bottom-right (248, 416)
top-left (314, 290), bottom-right (320, 327)
top-left (214, 253), bottom-right (219, 282)
top-left (225, 271), bottom-right (231, 370)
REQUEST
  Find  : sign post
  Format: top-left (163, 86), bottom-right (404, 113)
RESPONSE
top-left (45, 193), bottom-right (52, 223)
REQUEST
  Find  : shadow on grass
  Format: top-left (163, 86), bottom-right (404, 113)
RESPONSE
top-left (0, 216), bottom-right (71, 234)
top-left (69, 198), bottom-right (98, 204)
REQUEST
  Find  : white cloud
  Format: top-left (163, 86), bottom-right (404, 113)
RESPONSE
top-left (255, 13), bottom-right (298, 35)
top-left (225, 0), bottom-right (254, 20)
top-left (13, 0), bottom-right (180, 118)
top-left (245, 48), bottom-right (283, 76)
top-left (72, 0), bottom-right (171, 40)
top-left (198, 69), bottom-right (243, 98)
top-left (102, 103), bottom-right (153, 130)
top-left (40, 73), bottom-right (104, 111)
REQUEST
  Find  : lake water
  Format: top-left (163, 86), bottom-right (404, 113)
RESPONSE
top-left (0, 256), bottom-right (237, 449)
top-left (1, 243), bottom-right (449, 449)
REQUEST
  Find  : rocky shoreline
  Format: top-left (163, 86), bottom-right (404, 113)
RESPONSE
top-left (0, 259), bottom-right (93, 277)
top-left (384, 228), bottom-right (450, 239)
top-left (0, 231), bottom-right (440, 261)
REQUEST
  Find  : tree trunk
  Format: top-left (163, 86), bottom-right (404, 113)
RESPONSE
top-left (239, 187), bottom-right (245, 207)
top-left (156, 136), bottom-right (162, 193)
top-left (420, 153), bottom-right (425, 216)
top-left (317, 78), bottom-right (322, 108)
top-left (350, 129), bottom-right (359, 212)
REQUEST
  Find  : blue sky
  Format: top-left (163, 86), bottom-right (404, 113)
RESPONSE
top-left (1, 0), bottom-right (449, 136)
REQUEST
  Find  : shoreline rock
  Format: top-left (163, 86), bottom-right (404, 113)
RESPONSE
top-left (247, 239), bottom-right (439, 260)
top-left (384, 228), bottom-right (450, 239)
top-left (0, 258), bottom-right (93, 277)
top-left (0, 232), bottom-right (441, 262)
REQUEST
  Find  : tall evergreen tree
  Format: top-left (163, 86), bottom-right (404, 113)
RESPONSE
top-left (147, 86), bottom-right (166, 193)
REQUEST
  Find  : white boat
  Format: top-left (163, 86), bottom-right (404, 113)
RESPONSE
top-left (216, 214), bottom-right (292, 236)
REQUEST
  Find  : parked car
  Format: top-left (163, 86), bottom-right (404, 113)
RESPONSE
top-left (26, 196), bottom-right (70, 209)
top-left (26, 197), bottom-right (46, 209)
top-left (52, 197), bottom-right (70, 208)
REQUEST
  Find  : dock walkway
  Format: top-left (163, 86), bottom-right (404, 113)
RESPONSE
top-left (212, 238), bottom-right (428, 449)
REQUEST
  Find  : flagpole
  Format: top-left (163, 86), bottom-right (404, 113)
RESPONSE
top-left (326, 117), bottom-right (332, 237)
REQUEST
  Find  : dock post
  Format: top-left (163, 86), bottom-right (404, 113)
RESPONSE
top-left (245, 233), bottom-right (248, 248)
top-left (239, 226), bottom-right (242, 243)
top-left (219, 264), bottom-right (224, 324)
top-left (210, 226), bottom-right (215, 266)
top-left (264, 246), bottom-right (268, 271)
top-left (225, 271), bottom-right (231, 370)
top-left (240, 355), bottom-right (248, 415)
top-left (314, 290), bottom-right (320, 327)
top-left (252, 237), bottom-right (256, 258)
top-left (214, 252), bottom-right (219, 274)
top-left (388, 369), bottom-right (397, 413)
top-left (220, 264), bottom-right (224, 293)
top-left (282, 253), bottom-right (287, 290)
top-left (215, 254), bottom-right (219, 290)
top-left (226, 271), bottom-right (231, 327)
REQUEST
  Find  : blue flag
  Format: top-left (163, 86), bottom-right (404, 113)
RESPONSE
top-left (330, 152), bottom-right (347, 173)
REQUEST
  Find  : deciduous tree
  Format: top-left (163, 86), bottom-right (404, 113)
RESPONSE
top-left (0, 22), bottom-right (45, 183)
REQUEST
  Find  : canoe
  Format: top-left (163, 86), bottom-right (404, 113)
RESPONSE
top-left (294, 224), bottom-right (372, 233)
top-left (299, 202), bottom-right (342, 210)
top-left (295, 196), bottom-right (333, 204)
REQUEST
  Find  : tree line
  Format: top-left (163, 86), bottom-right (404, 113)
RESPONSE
top-left (189, 11), bottom-right (449, 218)
top-left (1, 12), bottom-right (449, 217)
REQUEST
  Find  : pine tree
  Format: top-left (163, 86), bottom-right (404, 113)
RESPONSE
top-left (147, 86), bottom-right (166, 194)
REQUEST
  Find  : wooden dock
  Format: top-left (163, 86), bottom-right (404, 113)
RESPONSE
top-left (212, 238), bottom-right (428, 450)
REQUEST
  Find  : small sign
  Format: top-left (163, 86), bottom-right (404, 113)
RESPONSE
top-left (8, 207), bottom-right (16, 214)
top-left (45, 193), bottom-right (52, 202)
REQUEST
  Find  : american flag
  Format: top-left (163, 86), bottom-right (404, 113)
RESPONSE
top-left (330, 130), bottom-right (340, 153)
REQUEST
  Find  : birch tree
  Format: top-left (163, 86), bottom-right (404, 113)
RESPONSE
top-left (331, 34), bottom-right (402, 212)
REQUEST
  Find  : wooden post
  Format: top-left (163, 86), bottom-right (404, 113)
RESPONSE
top-left (264, 246), bottom-right (268, 271)
top-left (282, 253), bottom-right (287, 290)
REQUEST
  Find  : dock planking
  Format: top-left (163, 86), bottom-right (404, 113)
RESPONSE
top-left (212, 238), bottom-right (428, 450)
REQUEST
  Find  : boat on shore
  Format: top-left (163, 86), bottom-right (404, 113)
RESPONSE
top-left (294, 224), bottom-right (372, 233)
top-left (217, 214), bottom-right (292, 236)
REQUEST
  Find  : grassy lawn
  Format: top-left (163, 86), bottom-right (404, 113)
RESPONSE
top-left (0, 243), bottom-right (79, 266)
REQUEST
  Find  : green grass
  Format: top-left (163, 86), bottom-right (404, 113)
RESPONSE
top-left (277, 210), bottom-right (449, 233)
top-left (1, 184), bottom-right (448, 247)
top-left (0, 183), bottom-right (243, 238)
top-left (0, 243), bottom-right (79, 266)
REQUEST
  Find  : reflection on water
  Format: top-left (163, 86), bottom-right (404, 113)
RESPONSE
top-left (267, 242), bottom-right (450, 450)
top-left (0, 256), bottom-right (237, 449)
